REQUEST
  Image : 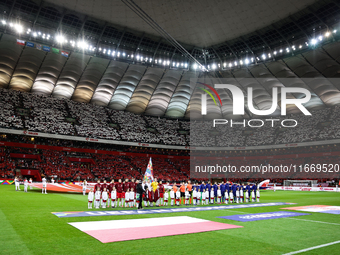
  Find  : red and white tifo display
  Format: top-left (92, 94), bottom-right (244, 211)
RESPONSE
top-left (28, 183), bottom-right (91, 193)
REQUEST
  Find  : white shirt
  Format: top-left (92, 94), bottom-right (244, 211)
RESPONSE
top-left (225, 191), bottom-right (229, 198)
top-left (95, 191), bottom-right (101, 200)
top-left (170, 191), bottom-right (175, 198)
top-left (82, 181), bottom-right (87, 190)
top-left (129, 192), bottom-right (135, 200)
top-left (202, 192), bottom-right (206, 199)
top-left (217, 190), bottom-right (221, 197)
top-left (125, 192), bottom-right (130, 200)
top-left (210, 190), bottom-right (214, 197)
top-left (15, 178), bottom-right (19, 185)
top-left (185, 191), bottom-right (190, 199)
top-left (24, 180), bottom-right (28, 186)
top-left (42, 178), bottom-right (47, 186)
top-left (164, 192), bottom-right (169, 199)
top-left (102, 191), bottom-right (108, 200)
top-left (111, 190), bottom-right (117, 199)
top-left (196, 191), bottom-right (201, 199)
top-left (193, 190), bottom-right (197, 197)
top-left (176, 191), bottom-right (180, 199)
top-left (51, 179), bottom-right (55, 183)
top-left (88, 191), bottom-right (94, 201)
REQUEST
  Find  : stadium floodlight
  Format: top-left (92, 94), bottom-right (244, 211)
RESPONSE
top-left (223, 62), bottom-right (226, 68)
top-left (9, 22), bottom-right (13, 27)
top-left (286, 48), bottom-right (290, 53)
top-left (14, 24), bottom-right (23, 33)
top-left (181, 63), bottom-right (184, 67)
top-left (193, 63), bottom-right (198, 69)
top-left (108, 50), bottom-right (111, 54)
top-left (167, 60), bottom-right (170, 65)
top-left (1, 20), bottom-right (6, 25)
top-left (149, 58), bottom-right (152, 62)
top-left (38, 32), bottom-right (41, 35)
top-left (184, 63), bottom-right (188, 68)
top-left (239, 60), bottom-right (243, 65)
top-left (273, 51), bottom-right (277, 55)
top-left (212, 64), bottom-right (216, 69)
top-left (279, 49), bottom-right (283, 53)
top-left (77, 40), bottom-right (88, 49)
top-left (228, 63), bottom-right (232, 67)
top-left (176, 62), bottom-right (179, 67)
top-left (299, 45), bottom-right (302, 49)
top-left (33, 32), bottom-right (37, 37)
top-left (310, 38), bottom-right (317, 45)
top-left (122, 52), bottom-right (126, 57)
top-left (98, 47), bottom-right (102, 51)
top-left (318, 36), bottom-right (323, 41)
top-left (234, 61), bottom-right (237, 66)
top-left (141, 56), bottom-right (144, 61)
top-left (251, 57), bottom-right (254, 62)
top-left (333, 29), bottom-right (337, 33)
top-left (136, 55), bottom-right (140, 60)
top-left (131, 54), bottom-right (134, 58)
top-left (325, 32), bottom-right (330, 37)
top-left (262, 54), bottom-right (266, 60)
top-left (117, 52), bottom-right (120, 57)
top-left (56, 35), bottom-right (65, 43)
top-left (245, 58), bottom-right (249, 64)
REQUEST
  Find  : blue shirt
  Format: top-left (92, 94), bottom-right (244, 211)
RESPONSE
top-left (232, 184), bottom-right (237, 193)
top-left (200, 184), bottom-right (205, 192)
top-left (226, 183), bottom-right (230, 192)
top-left (220, 184), bottom-right (226, 193)
top-left (205, 183), bottom-right (211, 192)
top-left (252, 185), bottom-right (257, 191)
top-left (213, 184), bottom-right (218, 195)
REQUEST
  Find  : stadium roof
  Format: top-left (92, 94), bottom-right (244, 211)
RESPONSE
top-left (42, 0), bottom-right (318, 47)
top-left (1, 0), bottom-right (340, 118)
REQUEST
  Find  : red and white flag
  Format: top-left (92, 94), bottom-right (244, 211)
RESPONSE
top-left (16, 39), bottom-right (25, 46)
top-left (69, 216), bottom-right (242, 243)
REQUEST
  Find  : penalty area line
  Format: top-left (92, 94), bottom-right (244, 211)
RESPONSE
top-left (282, 240), bottom-right (340, 255)
top-left (286, 217), bottom-right (340, 226)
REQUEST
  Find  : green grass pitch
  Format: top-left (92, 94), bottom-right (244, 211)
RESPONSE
top-left (1, 185), bottom-right (340, 255)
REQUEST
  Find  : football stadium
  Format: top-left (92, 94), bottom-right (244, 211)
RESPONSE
top-left (1, 0), bottom-right (340, 254)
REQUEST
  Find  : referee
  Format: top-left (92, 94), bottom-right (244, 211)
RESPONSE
top-left (136, 180), bottom-right (144, 210)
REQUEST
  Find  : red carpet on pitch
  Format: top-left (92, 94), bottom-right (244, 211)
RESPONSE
top-left (69, 216), bottom-right (243, 243)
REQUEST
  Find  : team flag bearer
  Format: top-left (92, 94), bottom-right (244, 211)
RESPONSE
top-left (82, 180), bottom-right (87, 195)
top-left (24, 178), bottom-right (28, 192)
top-left (88, 188), bottom-right (94, 209)
top-left (257, 187), bottom-right (260, 202)
top-left (102, 188), bottom-right (108, 208)
top-left (42, 177), bottom-right (47, 194)
top-left (225, 190), bottom-right (229, 204)
top-left (15, 177), bottom-right (20, 191)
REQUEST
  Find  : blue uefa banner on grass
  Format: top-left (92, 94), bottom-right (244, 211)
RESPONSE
top-left (52, 202), bottom-right (295, 218)
top-left (217, 211), bottom-right (309, 222)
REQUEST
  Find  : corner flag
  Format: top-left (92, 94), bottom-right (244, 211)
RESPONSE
top-left (143, 158), bottom-right (154, 182)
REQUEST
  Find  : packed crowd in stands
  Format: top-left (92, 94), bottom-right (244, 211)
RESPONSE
top-left (1, 88), bottom-right (340, 147)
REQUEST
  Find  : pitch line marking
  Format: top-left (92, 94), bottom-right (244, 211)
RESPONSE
top-left (286, 217), bottom-right (340, 226)
top-left (282, 240), bottom-right (340, 255)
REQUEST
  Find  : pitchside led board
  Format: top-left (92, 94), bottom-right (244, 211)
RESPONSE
top-left (189, 78), bottom-right (339, 180)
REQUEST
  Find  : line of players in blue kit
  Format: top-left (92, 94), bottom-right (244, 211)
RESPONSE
top-left (191, 182), bottom-right (260, 205)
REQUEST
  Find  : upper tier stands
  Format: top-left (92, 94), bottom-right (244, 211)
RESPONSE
top-left (1, 88), bottom-right (340, 147)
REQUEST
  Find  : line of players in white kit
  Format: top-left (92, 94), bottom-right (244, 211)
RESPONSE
top-left (85, 180), bottom-right (261, 209)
